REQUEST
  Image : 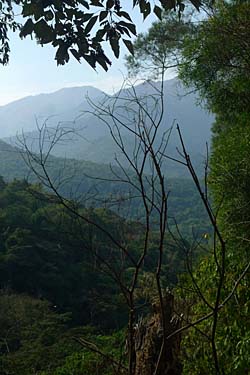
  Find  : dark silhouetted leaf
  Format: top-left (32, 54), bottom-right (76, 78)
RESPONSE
top-left (55, 44), bottom-right (69, 65)
top-left (154, 5), bottom-right (162, 20)
top-left (90, 0), bottom-right (104, 6)
top-left (106, 0), bottom-right (115, 9)
top-left (85, 15), bottom-right (98, 34)
top-left (190, 0), bottom-right (201, 10)
top-left (160, 0), bottom-right (176, 10)
top-left (110, 37), bottom-right (120, 58)
top-left (45, 10), bottom-right (54, 21)
top-left (142, 2), bottom-right (151, 20)
top-left (99, 10), bottom-right (108, 22)
top-left (79, 0), bottom-right (90, 8)
top-left (70, 48), bottom-right (81, 62)
top-left (22, 3), bottom-right (37, 17)
top-left (122, 39), bottom-right (134, 55)
top-left (82, 13), bottom-right (94, 22)
top-left (117, 11), bottom-right (132, 22)
top-left (20, 19), bottom-right (34, 38)
top-left (118, 21), bottom-right (136, 36)
top-left (83, 54), bottom-right (96, 69)
top-left (96, 55), bottom-right (109, 71)
top-left (34, 19), bottom-right (54, 43)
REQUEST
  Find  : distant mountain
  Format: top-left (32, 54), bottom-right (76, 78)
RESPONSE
top-left (0, 138), bottom-right (124, 195)
top-left (2, 78), bottom-right (214, 177)
top-left (0, 139), bottom-right (210, 232)
top-left (0, 86), bottom-right (104, 138)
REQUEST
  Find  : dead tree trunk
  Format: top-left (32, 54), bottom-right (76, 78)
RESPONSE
top-left (134, 291), bottom-right (182, 375)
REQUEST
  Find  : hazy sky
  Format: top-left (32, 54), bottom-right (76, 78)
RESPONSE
top-left (0, 6), bottom-right (157, 106)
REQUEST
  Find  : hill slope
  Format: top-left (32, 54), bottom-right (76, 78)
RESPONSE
top-left (0, 139), bottom-right (209, 233)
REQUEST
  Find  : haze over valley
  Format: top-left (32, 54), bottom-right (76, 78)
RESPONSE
top-left (1, 78), bottom-right (213, 177)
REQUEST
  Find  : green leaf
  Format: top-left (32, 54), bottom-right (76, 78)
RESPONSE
top-left (85, 15), bottom-right (98, 34)
top-left (122, 39), bottom-right (134, 55)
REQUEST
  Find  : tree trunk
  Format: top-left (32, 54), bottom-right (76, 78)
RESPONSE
top-left (134, 292), bottom-right (182, 375)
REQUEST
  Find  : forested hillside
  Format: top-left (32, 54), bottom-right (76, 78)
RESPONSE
top-left (0, 1), bottom-right (249, 374)
top-left (0, 178), bottom-right (193, 374)
top-left (0, 139), bottom-right (209, 233)
top-left (177, 2), bottom-right (250, 373)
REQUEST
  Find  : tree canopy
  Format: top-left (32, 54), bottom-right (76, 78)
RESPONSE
top-left (0, 0), bottom-right (202, 70)
top-left (126, 10), bottom-right (194, 78)
top-left (179, 1), bottom-right (250, 132)
top-left (177, 2), bottom-right (250, 373)
top-left (126, 1), bottom-right (250, 372)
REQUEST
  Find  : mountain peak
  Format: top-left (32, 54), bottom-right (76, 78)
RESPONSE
top-left (0, 85), bottom-right (105, 138)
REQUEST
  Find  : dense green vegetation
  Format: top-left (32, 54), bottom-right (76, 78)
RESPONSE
top-left (124, 1), bottom-right (250, 373)
top-left (0, 292), bottom-right (125, 375)
top-left (0, 1), bottom-right (249, 374)
top-left (0, 178), bottom-right (199, 374)
top-left (177, 2), bottom-right (250, 374)
top-left (0, 139), bottom-right (210, 234)
top-left (0, 179), bottom-right (126, 327)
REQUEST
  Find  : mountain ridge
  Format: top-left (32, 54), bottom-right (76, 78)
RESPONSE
top-left (0, 85), bottom-right (105, 138)
top-left (1, 78), bottom-right (214, 177)
top-left (0, 138), bottom-right (209, 233)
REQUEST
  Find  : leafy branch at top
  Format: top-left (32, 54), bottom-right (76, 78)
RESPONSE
top-left (0, 0), bottom-right (202, 70)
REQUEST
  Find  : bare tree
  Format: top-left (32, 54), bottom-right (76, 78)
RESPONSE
top-left (17, 79), bottom-right (250, 375)
top-left (17, 71), bottom-right (187, 374)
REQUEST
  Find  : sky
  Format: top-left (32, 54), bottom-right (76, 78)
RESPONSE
top-left (0, 5), bottom-right (158, 106)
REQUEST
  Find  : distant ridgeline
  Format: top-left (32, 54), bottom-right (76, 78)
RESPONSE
top-left (0, 139), bottom-right (210, 235)
top-left (1, 78), bottom-right (213, 177)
